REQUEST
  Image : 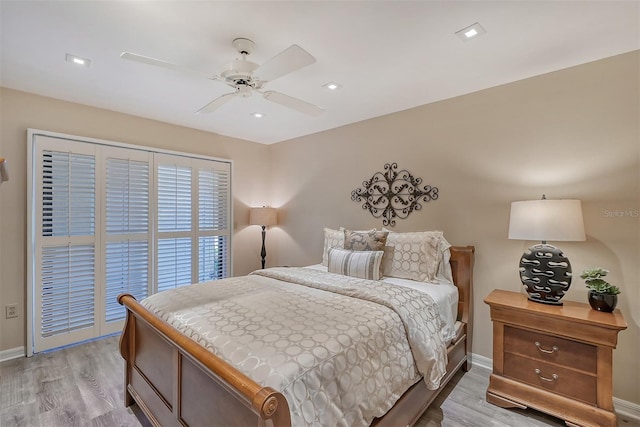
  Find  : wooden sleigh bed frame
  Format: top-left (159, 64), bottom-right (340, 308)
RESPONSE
top-left (118, 245), bottom-right (475, 427)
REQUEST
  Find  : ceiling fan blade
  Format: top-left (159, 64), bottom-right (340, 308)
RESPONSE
top-left (255, 45), bottom-right (316, 82)
top-left (262, 91), bottom-right (325, 116)
top-left (196, 92), bottom-right (237, 114)
top-left (120, 52), bottom-right (216, 80)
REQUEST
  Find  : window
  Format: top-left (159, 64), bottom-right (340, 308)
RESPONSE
top-left (28, 130), bottom-right (232, 354)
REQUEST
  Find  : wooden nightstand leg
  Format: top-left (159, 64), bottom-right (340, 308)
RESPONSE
top-left (486, 391), bottom-right (527, 410)
top-left (597, 347), bottom-right (614, 411)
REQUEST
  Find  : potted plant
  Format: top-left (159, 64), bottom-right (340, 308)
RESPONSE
top-left (580, 268), bottom-right (620, 312)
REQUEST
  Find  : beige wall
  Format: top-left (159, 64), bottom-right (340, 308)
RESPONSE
top-left (0, 87), bottom-right (271, 351)
top-left (268, 51), bottom-right (639, 404)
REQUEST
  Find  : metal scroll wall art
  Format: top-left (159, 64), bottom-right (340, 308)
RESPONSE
top-left (351, 162), bottom-right (439, 227)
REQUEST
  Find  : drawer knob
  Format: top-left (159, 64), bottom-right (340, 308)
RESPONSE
top-left (535, 341), bottom-right (559, 354)
top-left (534, 368), bottom-right (559, 382)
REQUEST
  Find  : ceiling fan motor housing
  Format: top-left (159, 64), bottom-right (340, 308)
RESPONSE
top-left (221, 59), bottom-right (260, 87)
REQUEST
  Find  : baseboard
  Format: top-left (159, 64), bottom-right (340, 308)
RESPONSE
top-left (0, 346), bottom-right (25, 362)
top-left (469, 352), bottom-right (492, 371)
top-left (614, 397), bottom-right (640, 423)
top-left (470, 352), bottom-right (639, 423)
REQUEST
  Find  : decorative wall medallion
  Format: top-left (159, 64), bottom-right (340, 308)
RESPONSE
top-left (351, 163), bottom-right (439, 226)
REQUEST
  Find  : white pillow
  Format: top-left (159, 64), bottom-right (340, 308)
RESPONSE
top-left (321, 227), bottom-right (345, 266)
top-left (437, 236), bottom-right (454, 283)
top-left (382, 230), bottom-right (447, 282)
top-left (327, 248), bottom-right (384, 281)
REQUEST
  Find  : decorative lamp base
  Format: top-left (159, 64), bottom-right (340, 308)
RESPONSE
top-left (519, 243), bottom-right (572, 305)
top-left (260, 225), bottom-right (267, 269)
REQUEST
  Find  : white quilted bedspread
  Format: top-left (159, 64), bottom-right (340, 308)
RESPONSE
top-left (141, 267), bottom-right (448, 427)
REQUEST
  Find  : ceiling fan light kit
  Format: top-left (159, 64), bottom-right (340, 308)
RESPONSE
top-left (122, 37), bottom-right (325, 116)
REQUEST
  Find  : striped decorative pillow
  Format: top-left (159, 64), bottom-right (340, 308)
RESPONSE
top-left (327, 248), bottom-right (384, 281)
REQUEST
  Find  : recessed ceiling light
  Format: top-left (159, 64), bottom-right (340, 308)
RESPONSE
top-left (251, 112), bottom-right (265, 118)
top-left (322, 81), bottom-right (342, 91)
top-left (65, 53), bottom-right (91, 67)
top-left (455, 23), bottom-right (486, 41)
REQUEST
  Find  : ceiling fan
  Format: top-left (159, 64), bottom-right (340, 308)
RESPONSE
top-left (121, 38), bottom-right (325, 116)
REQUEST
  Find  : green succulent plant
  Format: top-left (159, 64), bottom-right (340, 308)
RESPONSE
top-left (580, 268), bottom-right (621, 295)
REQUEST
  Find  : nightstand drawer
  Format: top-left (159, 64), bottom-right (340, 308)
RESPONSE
top-left (504, 352), bottom-right (597, 405)
top-left (504, 325), bottom-right (596, 373)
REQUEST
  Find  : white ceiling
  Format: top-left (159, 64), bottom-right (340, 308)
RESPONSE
top-left (1, 1), bottom-right (638, 145)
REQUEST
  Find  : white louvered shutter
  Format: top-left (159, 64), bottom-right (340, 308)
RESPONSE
top-left (155, 156), bottom-right (232, 291)
top-left (198, 162), bottom-right (230, 282)
top-left (156, 157), bottom-right (194, 291)
top-left (102, 149), bottom-right (152, 333)
top-left (35, 138), bottom-right (98, 351)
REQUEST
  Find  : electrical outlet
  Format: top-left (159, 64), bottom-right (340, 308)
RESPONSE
top-left (5, 304), bottom-right (18, 319)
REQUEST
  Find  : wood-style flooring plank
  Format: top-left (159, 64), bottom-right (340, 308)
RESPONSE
top-left (66, 342), bottom-right (118, 420)
top-left (0, 336), bottom-right (148, 427)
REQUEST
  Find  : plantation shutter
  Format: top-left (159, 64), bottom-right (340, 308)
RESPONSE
top-left (34, 137), bottom-right (98, 351)
top-left (155, 155), bottom-right (232, 290)
top-left (102, 149), bottom-right (152, 334)
top-left (156, 158), bottom-right (193, 292)
top-left (198, 162), bottom-right (230, 282)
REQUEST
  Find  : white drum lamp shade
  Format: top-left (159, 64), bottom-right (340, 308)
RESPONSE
top-left (508, 199), bottom-right (585, 243)
top-left (249, 207), bottom-right (277, 227)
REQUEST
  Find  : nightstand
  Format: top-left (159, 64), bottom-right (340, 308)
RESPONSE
top-left (484, 290), bottom-right (627, 427)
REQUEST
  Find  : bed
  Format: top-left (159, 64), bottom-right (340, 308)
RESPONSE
top-left (118, 230), bottom-right (474, 427)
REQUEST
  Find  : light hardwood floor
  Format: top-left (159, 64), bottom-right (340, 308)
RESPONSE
top-left (0, 336), bottom-right (636, 426)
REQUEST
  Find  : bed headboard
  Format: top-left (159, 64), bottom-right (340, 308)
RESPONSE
top-left (449, 246), bottom-right (475, 352)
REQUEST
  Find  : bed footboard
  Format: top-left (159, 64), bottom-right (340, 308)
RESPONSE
top-left (118, 294), bottom-right (291, 427)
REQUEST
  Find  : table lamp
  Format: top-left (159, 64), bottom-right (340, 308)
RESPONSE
top-left (249, 206), bottom-right (277, 269)
top-left (508, 195), bottom-right (585, 305)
